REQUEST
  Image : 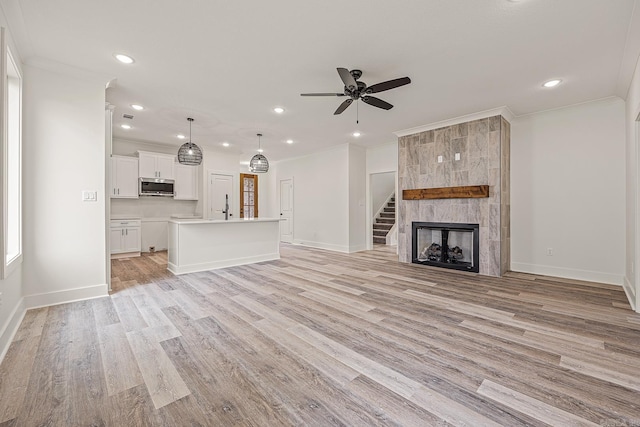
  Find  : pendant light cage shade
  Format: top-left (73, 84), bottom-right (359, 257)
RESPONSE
top-left (249, 153), bottom-right (269, 173)
top-left (249, 133), bottom-right (269, 173)
top-left (178, 117), bottom-right (203, 166)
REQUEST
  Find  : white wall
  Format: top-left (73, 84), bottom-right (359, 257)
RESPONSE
top-left (274, 145), bottom-right (351, 252)
top-left (366, 142), bottom-right (398, 249)
top-left (22, 64), bottom-right (108, 305)
top-left (348, 145), bottom-right (367, 252)
top-left (511, 97), bottom-right (626, 285)
top-left (625, 49), bottom-right (640, 311)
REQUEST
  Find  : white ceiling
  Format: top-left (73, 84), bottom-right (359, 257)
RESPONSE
top-left (3, 0), bottom-right (639, 162)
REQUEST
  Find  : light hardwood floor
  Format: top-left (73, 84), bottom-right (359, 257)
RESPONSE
top-left (1, 244), bottom-right (639, 426)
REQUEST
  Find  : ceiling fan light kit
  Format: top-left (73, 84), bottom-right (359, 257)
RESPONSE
top-left (249, 133), bottom-right (269, 173)
top-left (177, 117), bottom-right (203, 166)
top-left (301, 68), bottom-right (411, 116)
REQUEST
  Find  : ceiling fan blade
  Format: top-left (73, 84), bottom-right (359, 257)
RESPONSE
top-left (334, 98), bottom-right (353, 115)
top-left (366, 77), bottom-right (411, 94)
top-left (300, 93), bottom-right (346, 96)
top-left (362, 96), bottom-right (393, 110)
top-left (337, 68), bottom-right (357, 90)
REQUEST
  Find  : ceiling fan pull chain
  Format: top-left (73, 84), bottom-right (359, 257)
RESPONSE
top-left (357, 100), bottom-right (359, 124)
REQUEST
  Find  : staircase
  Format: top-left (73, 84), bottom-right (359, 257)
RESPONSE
top-left (373, 195), bottom-right (395, 245)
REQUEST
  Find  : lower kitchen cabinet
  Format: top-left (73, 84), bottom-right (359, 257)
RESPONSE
top-left (110, 219), bottom-right (141, 257)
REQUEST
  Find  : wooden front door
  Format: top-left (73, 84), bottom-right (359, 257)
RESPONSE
top-left (240, 173), bottom-right (258, 218)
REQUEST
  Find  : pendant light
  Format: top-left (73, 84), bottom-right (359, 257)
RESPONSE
top-left (249, 133), bottom-right (269, 173)
top-left (177, 117), bottom-right (203, 165)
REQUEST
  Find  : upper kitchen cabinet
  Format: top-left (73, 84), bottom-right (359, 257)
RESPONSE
top-left (138, 151), bottom-right (175, 179)
top-left (174, 163), bottom-right (199, 200)
top-left (111, 155), bottom-right (139, 198)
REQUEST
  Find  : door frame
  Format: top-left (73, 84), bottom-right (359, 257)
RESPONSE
top-left (366, 170), bottom-right (397, 251)
top-left (279, 177), bottom-right (294, 243)
top-left (239, 173), bottom-right (258, 218)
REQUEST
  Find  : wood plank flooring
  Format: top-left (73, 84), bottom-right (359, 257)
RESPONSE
top-left (1, 244), bottom-right (640, 426)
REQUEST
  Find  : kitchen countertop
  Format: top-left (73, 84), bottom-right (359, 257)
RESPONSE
top-left (110, 215), bottom-right (142, 220)
top-left (169, 217), bottom-right (281, 225)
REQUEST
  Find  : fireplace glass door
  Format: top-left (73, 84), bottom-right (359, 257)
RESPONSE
top-left (412, 222), bottom-right (479, 273)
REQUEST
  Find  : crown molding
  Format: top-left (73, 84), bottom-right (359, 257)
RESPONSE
top-left (394, 106), bottom-right (515, 137)
top-left (25, 56), bottom-right (116, 87)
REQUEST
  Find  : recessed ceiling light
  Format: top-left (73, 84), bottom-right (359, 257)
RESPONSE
top-left (273, 107), bottom-right (285, 114)
top-left (120, 124), bottom-right (131, 130)
top-left (114, 53), bottom-right (134, 64)
top-left (177, 134), bottom-right (186, 139)
top-left (352, 132), bottom-right (361, 137)
top-left (222, 142), bottom-right (230, 147)
top-left (130, 104), bottom-right (144, 110)
top-left (543, 79), bottom-right (562, 88)
top-left (286, 139), bottom-right (293, 144)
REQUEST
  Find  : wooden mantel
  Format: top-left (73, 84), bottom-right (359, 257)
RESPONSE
top-left (403, 185), bottom-right (489, 200)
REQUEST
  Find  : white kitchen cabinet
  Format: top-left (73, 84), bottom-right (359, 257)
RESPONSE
top-left (110, 219), bottom-right (141, 257)
top-left (174, 163), bottom-right (199, 200)
top-left (111, 155), bottom-right (139, 198)
top-left (138, 151), bottom-right (175, 179)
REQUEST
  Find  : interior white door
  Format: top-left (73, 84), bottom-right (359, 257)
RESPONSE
top-left (209, 173), bottom-right (234, 220)
top-left (279, 178), bottom-right (293, 242)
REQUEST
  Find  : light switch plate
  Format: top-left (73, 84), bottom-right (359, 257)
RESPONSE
top-left (455, 152), bottom-right (461, 161)
top-left (82, 190), bottom-right (97, 201)
top-left (437, 155), bottom-right (443, 163)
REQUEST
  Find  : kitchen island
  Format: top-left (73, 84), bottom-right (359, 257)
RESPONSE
top-left (167, 218), bottom-right (281, 275)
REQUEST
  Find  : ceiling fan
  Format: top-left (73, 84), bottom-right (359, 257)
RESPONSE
top-left (301, 68), bottom-right (411, 115)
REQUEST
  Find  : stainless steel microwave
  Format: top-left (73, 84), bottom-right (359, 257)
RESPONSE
top-left (139, 177), bottom-right (175, 197)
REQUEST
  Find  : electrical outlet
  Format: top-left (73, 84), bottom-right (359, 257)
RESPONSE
top-left (437, 155), bottom-right (443, 163)
top-left (546, 248), bottom-right (553, 256)
top-left (455, 152), bottom-right (461, 161)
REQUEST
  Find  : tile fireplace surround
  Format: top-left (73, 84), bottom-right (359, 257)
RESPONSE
top-left (398, 115), bottom-right (510, 277)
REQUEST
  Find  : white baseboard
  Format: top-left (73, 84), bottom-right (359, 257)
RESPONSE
top-left (511, 262), bottom-right (624, 286)
top-left (23, 283), bottom-right (109, 310)
top-left (168, 252), bottom-right (280, 275)
top-left (623, 275), bottom-right (637, 312)
top-left (0, 297), bottom-right (26, 364)
top-left (293, 240), bottom-right (350, 253)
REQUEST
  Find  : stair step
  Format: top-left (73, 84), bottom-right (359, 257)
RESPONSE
top-left (387, 202), bottom-right (395, 207)
top-left (373, 223), bottom-right (393, 231)
top-left (373, 237), bottom-right (386, 244)
top-left (376, 218), bottom-right (394, 224)
top-left (383, 207), bottom-right (395, 213)
top-left (373, 230), bottom-right (388, 236)
top-left (380, 212), bottom-right (395, 218)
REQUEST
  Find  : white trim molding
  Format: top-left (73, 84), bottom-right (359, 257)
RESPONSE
top-left (23, 284), bottom-right (109, 310)
top-left (0, 297), bottom-right (25, 364)
top-left (511, 262), bottom-right (624, 287)
top-left (623, 275), bottom-right (637, 312)
top-left (394, 106), bottom-right (515, 137)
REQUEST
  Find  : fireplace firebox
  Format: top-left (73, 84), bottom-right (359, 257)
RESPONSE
top-left (412, 222), bottom-right (479, 273)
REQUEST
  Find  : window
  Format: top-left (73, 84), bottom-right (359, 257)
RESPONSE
top-left (2, 30), bottom-right (22, 278)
